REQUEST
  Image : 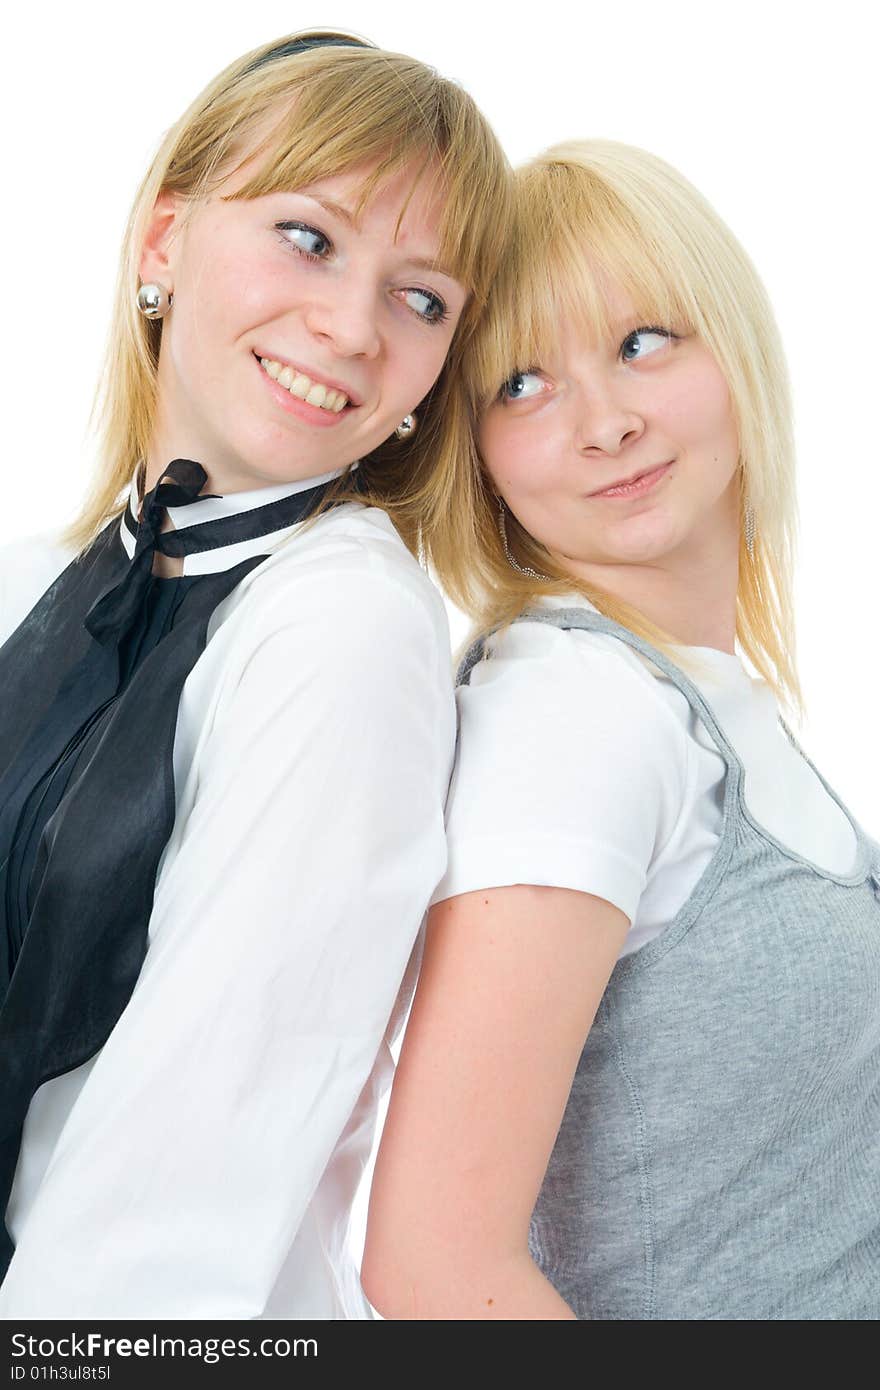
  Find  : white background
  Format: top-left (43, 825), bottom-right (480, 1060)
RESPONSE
top-left (4, 0), bottom-right (877, 1277)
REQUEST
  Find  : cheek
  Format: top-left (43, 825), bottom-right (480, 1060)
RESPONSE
top-left (385, 325), bottom-right (456, 409)
top-left (477, 413), bottom-right (514, 493)
top-left (662, 359), bottom-right (737, 455)
top-left (189, 256), bottom-right (284, 341)
top-left (478, 413), bottom-right (547, 498)
top-left (177, 214), bottom-right (292, 349)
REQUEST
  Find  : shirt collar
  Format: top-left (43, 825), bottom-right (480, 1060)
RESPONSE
top-left (119, 463), bottom-right (354, 575)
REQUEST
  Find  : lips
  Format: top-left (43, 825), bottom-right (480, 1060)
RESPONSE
top-left (588, 461), bottom-right (673, 497)
top-left (253, 351), bottom-right (362, 409)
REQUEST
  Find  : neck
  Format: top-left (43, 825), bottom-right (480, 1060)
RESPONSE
top-left (143, 446), bottom-right (250, 499)
top-left (143, 384), bottom-right (287, 496)
top-left (145, 377), bottom-right (222, 495)
top-left (142, 441), bottom-right (346, 501)
top-left (559, 528), bottom-right (741, 654)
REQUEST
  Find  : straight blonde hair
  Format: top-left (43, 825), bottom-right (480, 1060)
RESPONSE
top-left (66, 35), bottom-right (511, 555)
top-left (426, 140), bottom-right (802, 713)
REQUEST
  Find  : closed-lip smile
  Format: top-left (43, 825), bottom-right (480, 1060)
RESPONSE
top-left (588, 460), bottom-right (673, 498)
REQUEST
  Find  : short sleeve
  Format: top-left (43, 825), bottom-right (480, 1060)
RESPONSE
top-left (432, 617), bottom-right (690, 924)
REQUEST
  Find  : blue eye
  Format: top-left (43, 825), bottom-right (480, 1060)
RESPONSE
top-left (275, 221), bottom-right (331, 260)
top-left (621, 326), bottom-right (674, 362)
top-left (401, 287), bottom-right (449, 325)
top-left (500, 370), bottom-right (545, 401)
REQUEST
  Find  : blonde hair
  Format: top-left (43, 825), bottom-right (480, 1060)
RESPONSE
top-left (66, 35), bottom-right (511, 554)
top-left (427, 139), bottom-right (801, 713)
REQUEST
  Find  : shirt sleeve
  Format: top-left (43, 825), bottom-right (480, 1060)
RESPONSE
top-left (0, 534), bottom-right (74, 647)
top-left (0, 558), bottom-right (454, 1318)
top-left (432, 618), bottom-right (689, 924)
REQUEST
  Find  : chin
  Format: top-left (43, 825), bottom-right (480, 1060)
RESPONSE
top-left (602, 514), bottom-right (683, 563)
top-left (231, 433), bottom-right (336, 486)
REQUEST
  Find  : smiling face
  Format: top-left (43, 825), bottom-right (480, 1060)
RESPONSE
top-left (139, 158), bottom-right (469, 492)
top-left (478, 277), bottom-right (742, 580)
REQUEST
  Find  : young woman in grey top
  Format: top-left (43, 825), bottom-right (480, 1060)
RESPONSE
top-left (362, 141), bottom-right (880, 1320)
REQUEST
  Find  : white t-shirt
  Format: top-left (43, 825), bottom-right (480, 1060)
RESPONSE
top-left (433, 593), bottom-right (859, 957)
top-left (0, 489), bottom-right (456, 1319)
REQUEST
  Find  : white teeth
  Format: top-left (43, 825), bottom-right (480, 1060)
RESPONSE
top-left (258, 357), bottom-right (349, 412)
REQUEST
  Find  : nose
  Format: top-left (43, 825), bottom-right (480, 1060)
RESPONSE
top-left (303, 271), bottom-right (381, 360)
top-left (574, 380), bottom-right (645, 456)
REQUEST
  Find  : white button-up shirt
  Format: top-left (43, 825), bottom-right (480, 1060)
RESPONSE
top-left (0, 474), bottom-right (455, 1318)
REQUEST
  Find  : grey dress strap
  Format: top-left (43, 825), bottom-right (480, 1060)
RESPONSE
top-left (457, 605), bottom-right (745, 779)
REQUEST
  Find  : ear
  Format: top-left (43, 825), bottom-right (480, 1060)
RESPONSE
top-left (138, 191), bottom-right (182, 287)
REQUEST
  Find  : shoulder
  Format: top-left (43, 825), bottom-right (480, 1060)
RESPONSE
top-left (436, 604), bottom-right (691, 916)
top-left (0, 531), bottom-right (76, 646)
top-left (215, 503), bottom-right (452, 690)
top-left (460, 603), bottom-right (689, 766)
top-left (253, 504), bottom-right (443, 620)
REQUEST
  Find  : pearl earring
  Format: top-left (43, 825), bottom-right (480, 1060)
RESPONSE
top-left (136, 282), bottom-right (173, 319)
top-left (395, 413), bottom-right (418, 441)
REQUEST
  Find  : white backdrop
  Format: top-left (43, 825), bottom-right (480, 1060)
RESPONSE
top-left (3, 0), bottom-right (877, 1279)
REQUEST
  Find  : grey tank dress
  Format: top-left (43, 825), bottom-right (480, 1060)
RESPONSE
top-left (458, 607), bottom-right (880, 1320)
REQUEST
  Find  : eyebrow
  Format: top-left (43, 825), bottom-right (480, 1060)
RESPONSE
top-left (309, 195), bottom-right (359, 229)
top-left (403, 254), bottom-right (459, 283)
top-left (610, 313), bottom-right (666, 330)
top-left (304, 196), bottom-right (459, 284)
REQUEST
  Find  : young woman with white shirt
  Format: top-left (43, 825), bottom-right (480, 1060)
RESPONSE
top-left (363, 141), bottom-right (880, 1320)
top-left (0, 31), bottom-right (510, 1318)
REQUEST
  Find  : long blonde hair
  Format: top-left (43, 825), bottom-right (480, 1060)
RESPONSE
top-left (66, 34), bottom-right (511, 555)
top-left (426, 139), bottom-right (801, 713)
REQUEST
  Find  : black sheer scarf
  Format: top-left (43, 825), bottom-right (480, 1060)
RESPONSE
top-left (0, 460), bottom-right (344, 1277)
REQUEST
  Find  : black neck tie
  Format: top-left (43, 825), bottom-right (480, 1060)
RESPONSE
top-left (85, 459), bottom-right (217, 647)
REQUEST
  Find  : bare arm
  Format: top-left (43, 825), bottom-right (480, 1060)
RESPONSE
top-left (362, 883), bottom-right (630, 1320)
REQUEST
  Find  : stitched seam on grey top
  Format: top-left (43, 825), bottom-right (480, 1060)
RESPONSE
top-left (607, 993), bottom-right (657, 1319)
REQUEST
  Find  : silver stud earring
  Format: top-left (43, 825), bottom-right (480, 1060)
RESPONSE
top-left (136, 282), bottom-right (173, 319)
top-left (497, 498), bottom-right (550, 580)
top-left (744, 499), bottom-right (756, 559)
top-left (394, 413), bottom-right (418, 441)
